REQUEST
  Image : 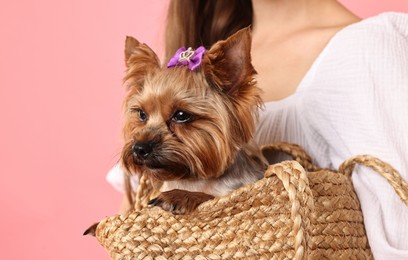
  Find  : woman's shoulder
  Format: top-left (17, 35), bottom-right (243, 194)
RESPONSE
top-left (338, 12), bottom-right (408, 43)
top-left (361, 12), bottom-right (408, 26)
top-left (321, 12), bottom-right (408, 68)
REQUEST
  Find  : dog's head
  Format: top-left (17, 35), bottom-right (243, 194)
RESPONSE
top-left (120, 28), bottom-right (262, 181)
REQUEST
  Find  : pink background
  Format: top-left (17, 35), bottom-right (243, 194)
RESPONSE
top-left (0, 1), bottom-right (406, 259)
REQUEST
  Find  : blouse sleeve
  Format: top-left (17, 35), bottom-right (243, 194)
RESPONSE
top-left (106, 163), bottom-right (139, 193)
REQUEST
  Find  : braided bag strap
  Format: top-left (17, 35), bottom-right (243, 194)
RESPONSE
top-left (339, 155), bottom-right (408, 206)
top-left (134, 174), bottom-right (156, 210)
top-left (261, 142), bottom-right (320, 172)
top-left (265, 161), bottom-right (315, 260)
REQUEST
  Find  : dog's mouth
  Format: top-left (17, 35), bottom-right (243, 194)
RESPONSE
top-left (132, 153), bottom-right (192, 180)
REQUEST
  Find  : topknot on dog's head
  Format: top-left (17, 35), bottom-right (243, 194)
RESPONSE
top-left (124, 28), bottom-right (257, 93)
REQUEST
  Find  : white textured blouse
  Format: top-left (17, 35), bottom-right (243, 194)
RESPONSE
top-left (107, 12), bottom-right (408, 259)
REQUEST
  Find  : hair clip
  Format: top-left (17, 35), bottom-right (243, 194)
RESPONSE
top-left (167, 46), bottom-right (205, 71)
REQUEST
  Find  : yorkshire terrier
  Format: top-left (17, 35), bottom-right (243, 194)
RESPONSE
top-left (121, 28), bottom-right (268, 215)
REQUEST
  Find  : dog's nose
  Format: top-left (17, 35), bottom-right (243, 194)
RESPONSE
top-left (132, 142), bottom-right (154, 160)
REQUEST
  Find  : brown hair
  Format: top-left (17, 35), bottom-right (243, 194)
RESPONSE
top-left (164, 0), bottom-right (253, 62)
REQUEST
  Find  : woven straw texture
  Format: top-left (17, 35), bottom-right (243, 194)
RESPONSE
top-left (94, 143), bottom-right (408, 259)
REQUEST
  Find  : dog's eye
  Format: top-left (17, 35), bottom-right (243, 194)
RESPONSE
top-left (131, 108), bottom-right (148, 122)
top-left (172, 110), bottom-right (192, 123)
top-left (138, 109), bottom-right (148, 122)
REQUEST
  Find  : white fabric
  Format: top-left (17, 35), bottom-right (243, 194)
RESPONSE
top-left (106, 163), bottom-right (139, 193)
top-left (107, 12), bottom-right (408, 259)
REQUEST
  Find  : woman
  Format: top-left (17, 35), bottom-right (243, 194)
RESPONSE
top-left (108, 0), bottom-right (408, 258)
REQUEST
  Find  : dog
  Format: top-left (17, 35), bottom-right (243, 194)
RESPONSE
top-left (120, 28), bottom-right (268, 215)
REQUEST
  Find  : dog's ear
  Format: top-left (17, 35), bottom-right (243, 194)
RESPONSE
top-left (124, 36), bottom-right (160, 90)
top-left (204, 27), bottom-right (257, 98)
top-left (204, 28), bottom-right (261, 144)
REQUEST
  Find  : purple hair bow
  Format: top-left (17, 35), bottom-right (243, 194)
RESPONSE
top-left (167, 46), bottom-right (206, 70)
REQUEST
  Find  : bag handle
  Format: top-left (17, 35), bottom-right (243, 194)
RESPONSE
top-left (339, 155), bottom-right (408, 206)
top-left (134, 174), bottom-right (154, 210)
top-left (265, 160), bottom-right (315, 260)
top-left (261, 142), bottom-right (320, 172)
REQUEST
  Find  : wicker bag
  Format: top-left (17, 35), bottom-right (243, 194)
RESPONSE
top-left (93, 143), bottom-right (408, 259)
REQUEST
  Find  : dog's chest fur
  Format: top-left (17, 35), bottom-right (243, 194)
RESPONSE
top-left (161, 143), bottom-right (266, 197)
